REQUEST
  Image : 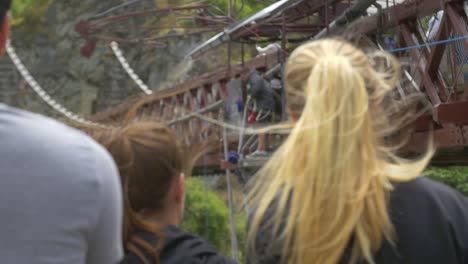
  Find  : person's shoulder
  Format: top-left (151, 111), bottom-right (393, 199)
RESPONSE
top-left (0, 104), bottom-right (89, 144)
top-left (388, 177), bottom-right (468, 263)
top-left (392, 176), bottom-right (468, 217)
top-left (394, 176), bottom-right (466, 200)
top-left (0, 104), bottom-right (116, 180)
top-left (1, 104), bottom-right (62, 125)
top-left (0, 104), bottom-right (57, 129)
top-left (162, 226), bottom-right (237, 264)
top-left (163, 225), bottom-right (217, 255)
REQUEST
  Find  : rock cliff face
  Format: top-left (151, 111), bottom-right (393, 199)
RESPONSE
top-left (0, 0), bottom-right (216, 119)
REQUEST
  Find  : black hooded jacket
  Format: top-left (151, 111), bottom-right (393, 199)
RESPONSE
top-left (247, 177), bottom-right (468, 264)
top-left (121, 225), bottom-right (237, 264)
top-left (247, 71), bottom-right (276, 112)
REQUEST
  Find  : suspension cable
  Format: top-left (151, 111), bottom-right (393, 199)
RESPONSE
top-left (89, 0), bottom-right (144, 20)
top-left (110, 41), bottom-right (153, 95)
top-left (6, 40), bottom-right (103, 127)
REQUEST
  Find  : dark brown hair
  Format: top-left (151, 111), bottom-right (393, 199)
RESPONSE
top-left (92, 121), bottom-right (186, 264)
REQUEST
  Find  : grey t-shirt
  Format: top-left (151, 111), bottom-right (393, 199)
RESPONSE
top-left (0, 104), bottom-right (123, 264)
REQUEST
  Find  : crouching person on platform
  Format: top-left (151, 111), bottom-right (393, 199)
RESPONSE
top-left (242, 70), bottom-right (276, 158)
top-left (92, 121), bottom-right (237, 264)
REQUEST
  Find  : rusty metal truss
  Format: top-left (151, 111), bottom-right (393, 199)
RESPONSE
top-left (85, 0), bottom-right (468, 167)
top-left (75, 3), bottom-right (231, 57)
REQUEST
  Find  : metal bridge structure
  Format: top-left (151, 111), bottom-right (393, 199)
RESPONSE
top-left (76, 0), bottom-right (468, 167)
top-left (81, 0), bottom-right (468, 168)
top-left (75, 2), bottom-right (231, 57)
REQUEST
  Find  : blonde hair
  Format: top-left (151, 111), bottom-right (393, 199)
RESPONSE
top-left (247, 38), bottom-right (433, 264)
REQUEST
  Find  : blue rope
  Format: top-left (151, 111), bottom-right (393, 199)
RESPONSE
top-left (387, 36), bottom-right (468, 53)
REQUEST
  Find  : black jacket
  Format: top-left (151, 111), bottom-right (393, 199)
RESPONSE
top-left (122, 225), bottom-right (237, 264)
top-left (247, 71), bottom-right (276, 112)
top-left (248, 177), bottom-right (468, 263)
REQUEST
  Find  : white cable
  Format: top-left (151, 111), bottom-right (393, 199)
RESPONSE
top-left (110, 41), bottom-right (153, 95)
top-left (6, 40), bottom-right (103, 127)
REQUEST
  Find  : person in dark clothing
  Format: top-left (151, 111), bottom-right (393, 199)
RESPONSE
top-left (246, 38), bottom-right (468, 264)
top-left (246, 70), bottom-right (276, 117)
top-left (248, 177), bottom-right (468, 264)
top-left (270, 74), bottom-right (285, 121)
top-left (366, 177), bottom-right (468, 264)
top-left (91, 122), bottom-right (236, 264)
top-left (242, 70), bottom-right (276, 158)
top-left (122, 226), bottom-right (237, 264)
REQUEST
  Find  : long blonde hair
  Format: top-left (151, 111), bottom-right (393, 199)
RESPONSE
top-left (247, 38), bottom-right (433, 264)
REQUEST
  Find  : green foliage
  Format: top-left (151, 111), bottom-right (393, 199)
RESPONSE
top-left (235, 212), bottom-right (247, 261)
top-left (183, 177), bottom-right (230, 252)
top-left (181, 168), bottom-right (467, 258)
top-left (182, 177), bottom-right (247, 258)
top-left (425, 166), bottom-right (468, 196)
top-left (181, 168), bottom-right (467, 261)
top-left (206, 0), bottom-right (271, 19)
top-left (11, 0), bottom-right (34, 17)
top-left (11, 0), bottom-right (53, 26)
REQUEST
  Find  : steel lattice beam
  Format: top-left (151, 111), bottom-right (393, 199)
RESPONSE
top-left (88, 0), bottom-right (468, 167)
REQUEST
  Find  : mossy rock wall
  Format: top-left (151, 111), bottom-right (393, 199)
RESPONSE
top-left (1, 0), bottom-right (256, 120)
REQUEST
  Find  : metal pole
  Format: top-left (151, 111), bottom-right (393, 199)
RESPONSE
top-left (313, 0), bottom-right (377, 40)
top-left (325, 0), bottom-right (330, 34)
top-left (281, 14), bottom-right (286, 49)
top-left (227, 0), bottom-right (234, 76)
top-left (225, 6), bottom-right (239, 258)
top-left (238, 96), bottom-right (251, 154)
top-left (228, 0), bottom-right (234, 19)
top-left (223, 126), bottom-right (239, 261)
top-left (241, 42), bottom-right (245, 66)
top-left (228, 42), bottom-right (232, 76)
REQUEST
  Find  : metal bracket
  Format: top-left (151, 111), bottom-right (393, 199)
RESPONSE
top-left (463, 126), bottom-right (468, 144)
top-left (447, 126), bottom-right (464, 146)
top-left (464, 1), bottom-right (468, 17)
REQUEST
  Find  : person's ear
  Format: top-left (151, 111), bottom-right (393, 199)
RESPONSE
top-left (174, 173), bottom-right (185, 204)
top-left (0, 13), bottom-right (11, 56)
top-left (287, 108), bottom-right (300, 122)
top-left (371, 98), bottom-right (381, 113)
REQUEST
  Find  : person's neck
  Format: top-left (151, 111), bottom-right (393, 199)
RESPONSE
top-left (142, 209), bottom-right (180, 227)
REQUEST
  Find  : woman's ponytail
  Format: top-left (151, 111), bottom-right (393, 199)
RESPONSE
top-left (248, 39), bottom-right (433, 264)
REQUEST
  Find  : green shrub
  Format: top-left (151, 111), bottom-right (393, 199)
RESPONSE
top-left (183, 177), bottom-right (247, 259)
top-left (425, 166), bottom-right (468, 196)
top-left (12, 0), bottom-right (53, 26)
top-left (182, 167), bottom-right (468, 261)
top-left (235, 212), bottom-right (247, 261)
top-left (182, 177), bottom-right (230, 252)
